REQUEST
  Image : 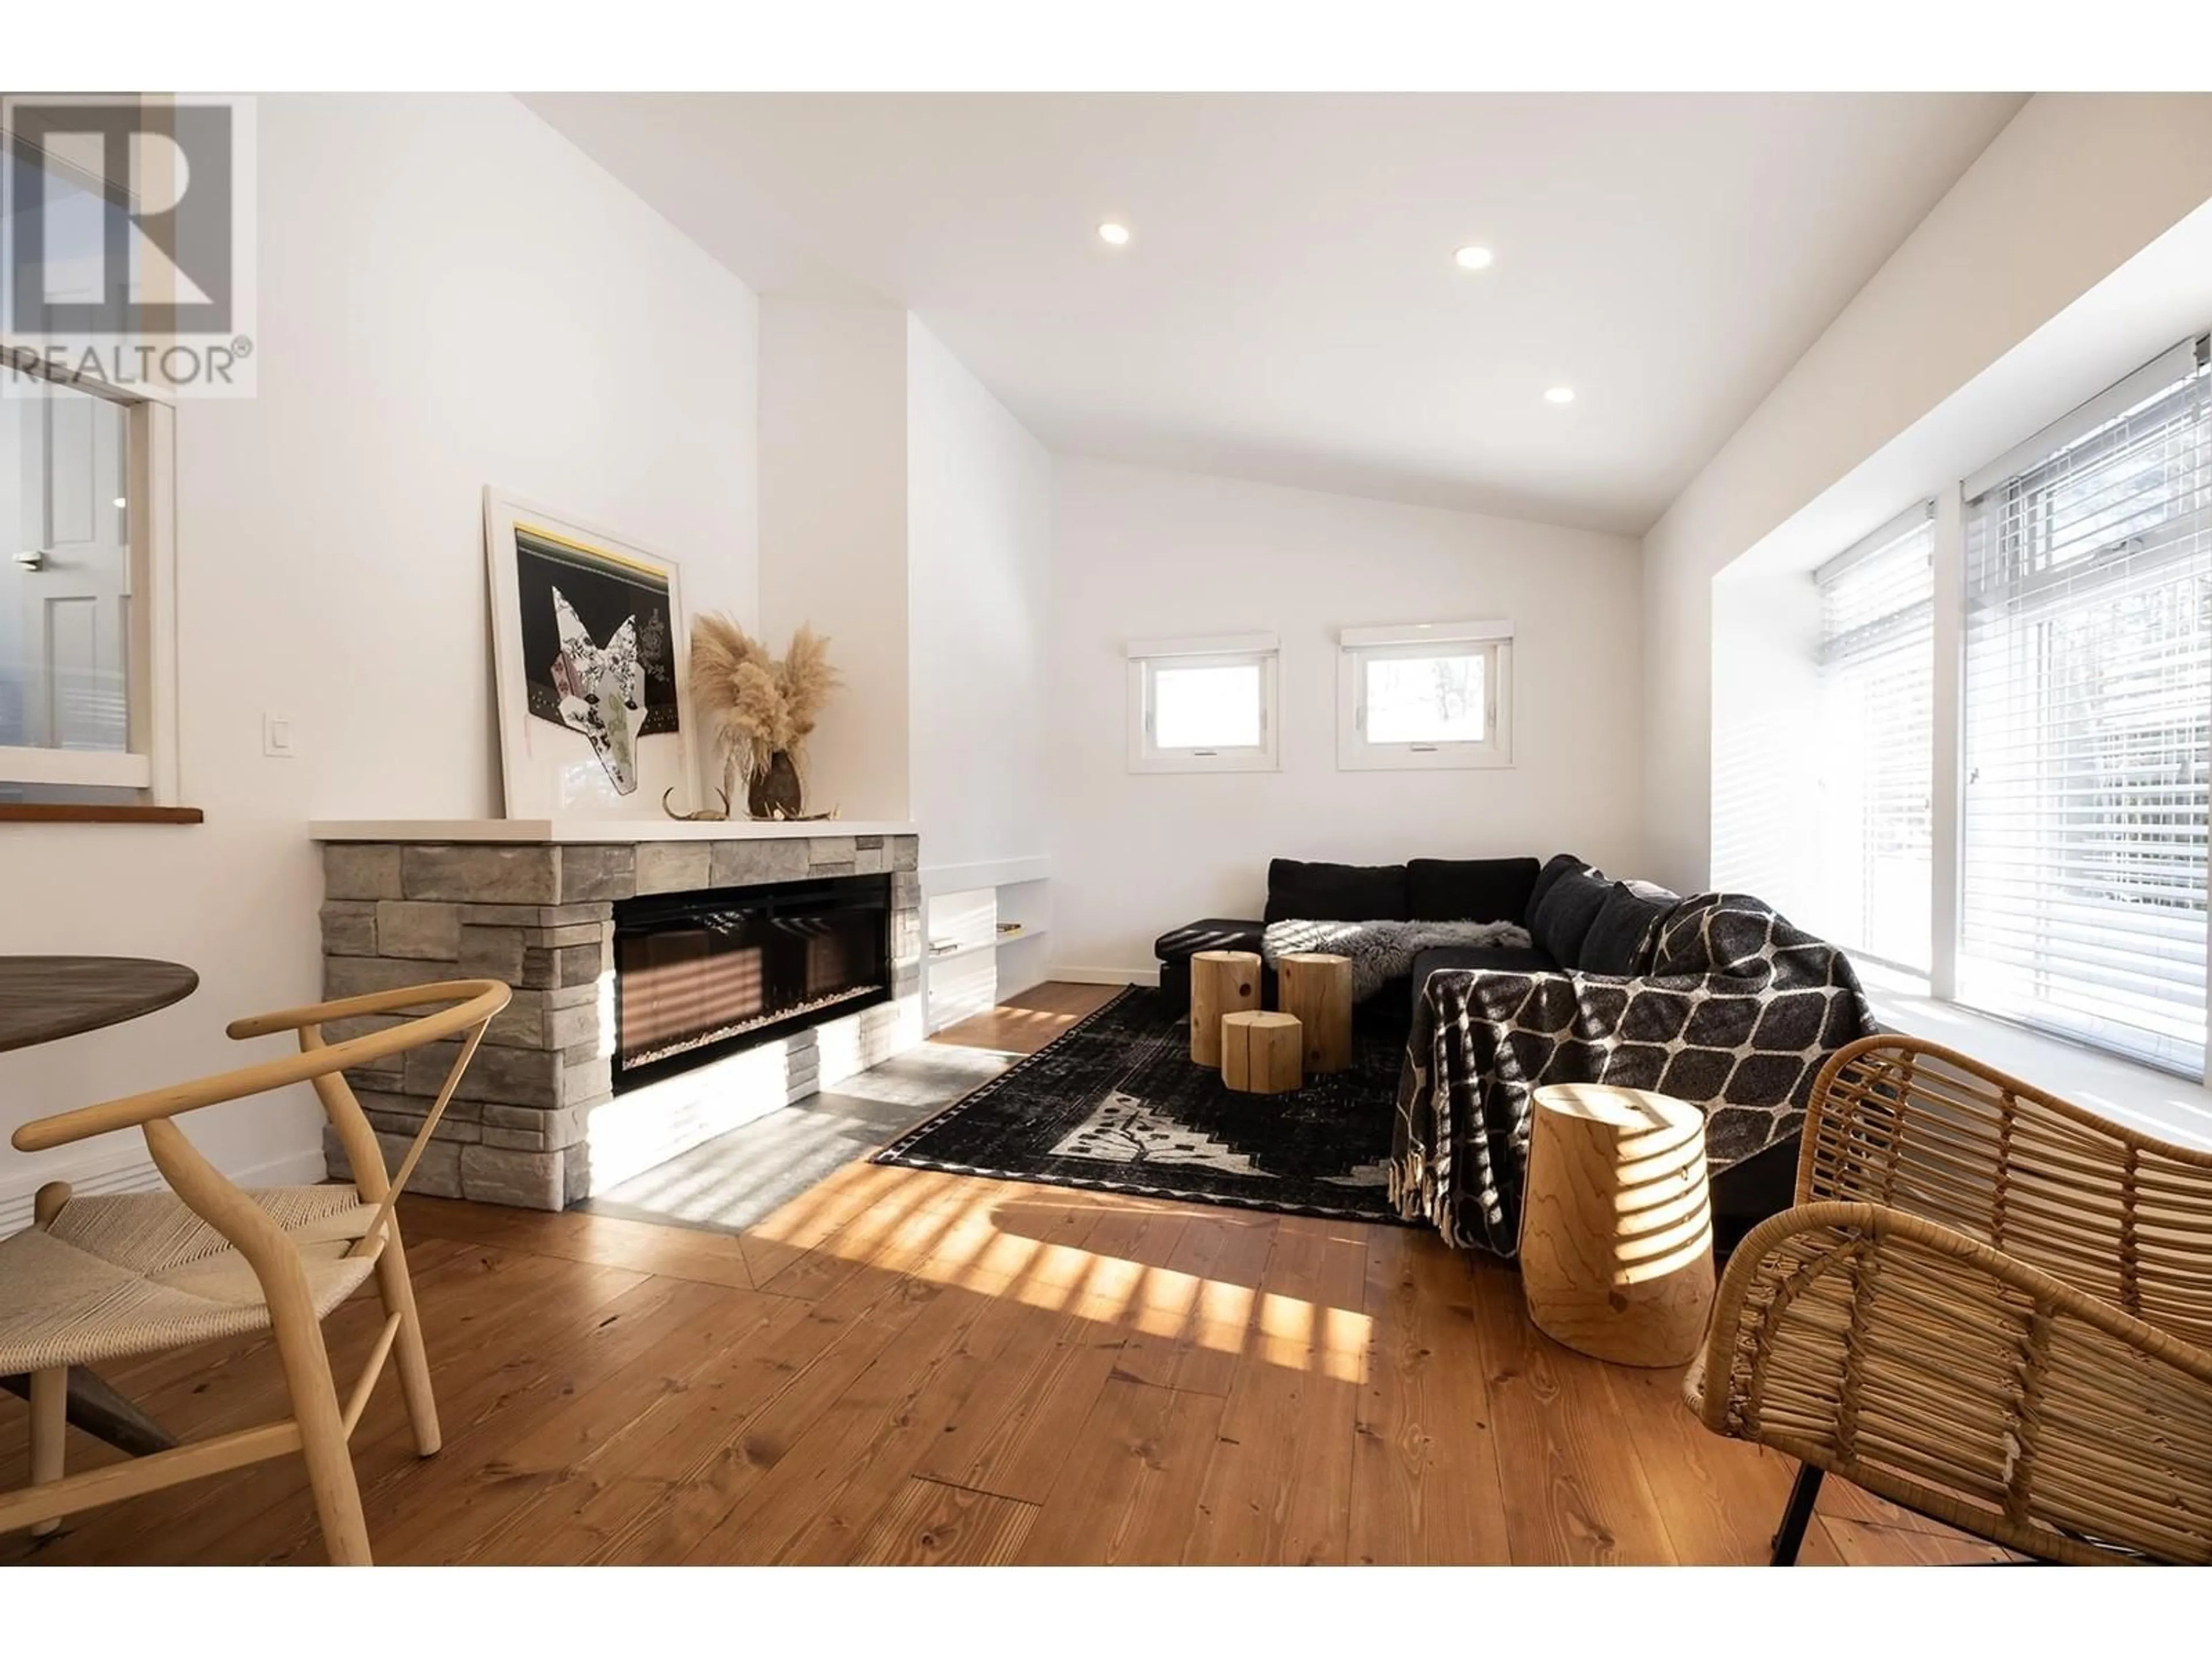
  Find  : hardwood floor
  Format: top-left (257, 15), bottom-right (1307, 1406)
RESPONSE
top-left (0, 981), bottom-right (2014, 1566)
top-left (926, 979), bottom-right (1122, 1054)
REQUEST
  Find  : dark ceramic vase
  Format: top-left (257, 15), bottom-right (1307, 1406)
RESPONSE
top-left (748, 749), bottom-right (803, 819)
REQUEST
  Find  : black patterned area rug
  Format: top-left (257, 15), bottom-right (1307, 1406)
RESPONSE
top-left (872, 985), bottom-right (1414, 1224)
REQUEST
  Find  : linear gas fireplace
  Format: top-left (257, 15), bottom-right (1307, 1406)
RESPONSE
top-left (612, 873), bottom-right (893, 1090)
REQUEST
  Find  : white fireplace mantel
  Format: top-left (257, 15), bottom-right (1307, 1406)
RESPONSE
top-left (309, 817), bottom-right (917, 843)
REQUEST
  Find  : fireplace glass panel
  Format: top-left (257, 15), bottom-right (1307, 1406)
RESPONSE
top-left (613, 874), bottom-right (891, 1086)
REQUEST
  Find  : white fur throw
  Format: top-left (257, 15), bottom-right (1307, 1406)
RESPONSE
top-left (1261, 918), bottom-right (1534, 1002)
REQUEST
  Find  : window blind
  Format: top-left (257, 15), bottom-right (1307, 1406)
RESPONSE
top-left (1814, 504), bottom-right (1936, 971)
top-left (1960, 336), bottom-right (2212, 1075)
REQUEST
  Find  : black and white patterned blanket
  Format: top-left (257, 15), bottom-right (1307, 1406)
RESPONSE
top-left (1260, 918), bottom-right (1533, 1002)
top-left (1389, 892), bottom-right (1874, 1257)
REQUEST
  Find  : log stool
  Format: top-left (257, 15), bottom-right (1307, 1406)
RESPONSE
top-left (1519, 1084), bottom-right (1715, 1367)
top-left (1189, 949), bottom-right (1262, 1067)
top-left (1276, 952), bottom-right (1353, 1074)
top-left (1221, 1011), bottom-right (1303, 1094)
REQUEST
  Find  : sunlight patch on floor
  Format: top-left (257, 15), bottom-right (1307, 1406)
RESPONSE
top-left (747, 1177), bottom-right (1373, 1380)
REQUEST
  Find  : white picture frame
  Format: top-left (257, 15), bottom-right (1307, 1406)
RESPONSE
top-left (483, 488), bottom-right (696, 820)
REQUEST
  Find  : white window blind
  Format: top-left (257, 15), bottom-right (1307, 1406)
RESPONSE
top-left (1960, 336), bottom-right (2212, 1075)
top-left (1814, 503), bottom-right (1936, 972)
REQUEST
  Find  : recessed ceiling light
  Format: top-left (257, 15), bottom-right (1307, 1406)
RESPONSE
top-left (1097, 222), bottom-right (1131, 247)
top-left (1544, 386), bottom-right (1575, 405)
top-left (1453, 245), bottom-right (1494, 271)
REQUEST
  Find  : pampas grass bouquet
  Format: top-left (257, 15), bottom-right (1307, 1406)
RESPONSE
top-left (688, 613), bottom-right (841, 819)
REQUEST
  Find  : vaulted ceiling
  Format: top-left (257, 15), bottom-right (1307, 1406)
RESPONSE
top-left (527, 92), bottom-right (2027, 533)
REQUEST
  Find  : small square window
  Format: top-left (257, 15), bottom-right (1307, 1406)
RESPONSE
top-left (1339, 626), bottom-right (1512, 770)
top-left (1127, 634), bottom-right (1279, 772)
top-left (1154, 661), bottom-right (1264, 748)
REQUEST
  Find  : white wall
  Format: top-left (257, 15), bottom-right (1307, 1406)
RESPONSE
top-left (0, 93), bottom-right (760, 1211)
top-left (1642, 93), bottom-right (2212, 894)
top-left (905, 317), bottom-right (1052, 877)
top-left (1707, 562), bottom-right (1823, 922)
top-left (1048, 457), bottom-right (1643, 979)
top-left (757, 298), bottom-right (910, 823)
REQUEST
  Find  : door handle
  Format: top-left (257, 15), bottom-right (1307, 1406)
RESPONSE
top-left (13, 550), bottom-right (46, 570)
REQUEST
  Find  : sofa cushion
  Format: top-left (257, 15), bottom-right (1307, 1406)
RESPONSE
top-left (1524, 853), bottom-right (1593, 926)
top-left (1406, 856), bottom-right (1541, 924)
top-left (1263, 858), bottom-right (1410, 924)
top-left (1407, 943), bottom-right (1559, 1020)
top-left (1579, 880), bottom-right (1681, 976)
top-left (1531, 866), bottom-right (1613, 967)
top-left (1152, 918), bottom-right (1266, 963)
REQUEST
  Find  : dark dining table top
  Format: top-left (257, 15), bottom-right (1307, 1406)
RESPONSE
top-left (0, 955), bottom-right (200, 1054)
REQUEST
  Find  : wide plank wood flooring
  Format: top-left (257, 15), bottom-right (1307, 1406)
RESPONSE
top-left (1, 981), bottom-right (2013, 1566)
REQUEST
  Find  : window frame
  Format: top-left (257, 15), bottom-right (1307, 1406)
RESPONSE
top-left (1125, 631), bottom-right (1280, 774)
top-left (0, 350), bottom-right (179, 802)
top-left (1336, 621), bottom-right (1513, 771)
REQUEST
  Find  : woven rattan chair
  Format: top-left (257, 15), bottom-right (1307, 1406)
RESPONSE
top-left (1687, 1033), bottom-right (2212, 1565)
top-left (0, 978), bottom-right (509, 1565)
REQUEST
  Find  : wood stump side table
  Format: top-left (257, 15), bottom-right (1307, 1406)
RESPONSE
top-left (1189, 949), bottom-right (1262, 1067)
top-left (1276, 952), bottom-right (1353, 1074)
top-left (1221, 1011), bottom-right (1303, 1094)
top-left (1519, 1083), bottom-right (1716, 1368)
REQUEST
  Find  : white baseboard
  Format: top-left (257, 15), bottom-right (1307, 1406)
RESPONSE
top-left (1049, 964), bottom-right (1160, 987)
top-left (1, 1142), bottom-right (334, 1237)
top-left (237, 1146), bottom-right (336, 1188)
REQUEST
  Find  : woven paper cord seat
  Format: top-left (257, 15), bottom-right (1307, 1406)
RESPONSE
top-left (0, 1188), bottom-right (381, 1375)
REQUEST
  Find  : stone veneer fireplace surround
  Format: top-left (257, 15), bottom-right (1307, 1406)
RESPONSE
top-left (312, 820), bottom-right (923, 1211)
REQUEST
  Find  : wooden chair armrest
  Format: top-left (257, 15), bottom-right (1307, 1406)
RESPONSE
top-left (11, 979), bottom-right (509, 1154)
top-left (1693, 1199), bottom-right (2212, 1565)
top-left (224, 980), bottom-right (510, 1041)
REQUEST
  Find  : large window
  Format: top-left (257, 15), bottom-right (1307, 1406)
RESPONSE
top-left (1813, 504), bottom-right (1934, 972)
top-left (1126, 632), bottom-right (1279, 772)
top-left (1336, 621), bottom-right (1513, 770)
top-left (1959, 338), bottom-right (2212, 1074)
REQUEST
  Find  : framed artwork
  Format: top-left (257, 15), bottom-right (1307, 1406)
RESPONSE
top-left (483, 488), bottom-right (695, 819)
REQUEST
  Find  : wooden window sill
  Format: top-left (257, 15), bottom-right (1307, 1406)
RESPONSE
top-left (0, 804), bottom-right (204, 825)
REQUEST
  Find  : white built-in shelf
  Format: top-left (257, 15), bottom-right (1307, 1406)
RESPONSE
top-left (917, 854), bottom-right (1051, 896)
top-left (925, 926), bottom-right (1050, 966)
top-left (310, 817), bottom-right (916, 843)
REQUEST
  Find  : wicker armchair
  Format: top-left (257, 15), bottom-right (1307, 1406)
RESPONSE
top-left (1686, 1033), bottom-right (2212, 1565)
top-left (0, 979), bottom-right (508, 1565)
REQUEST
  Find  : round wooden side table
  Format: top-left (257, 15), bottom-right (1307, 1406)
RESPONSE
top-left (1188, 949), bottom-right (1262, 1067)
top-left (1221, 1011), bottom-right (1302, 1094)
top-left (1519, 1083), bottom-right (1716, 1367)
top-left (1275, 952), bottom-right (1353, 1074)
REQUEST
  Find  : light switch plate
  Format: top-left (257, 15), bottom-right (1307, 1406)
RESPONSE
top-left (262, 713), bottom-right (296, 758)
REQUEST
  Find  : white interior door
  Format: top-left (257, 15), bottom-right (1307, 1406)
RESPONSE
top-left (13, 381), bottom-right (131, 751)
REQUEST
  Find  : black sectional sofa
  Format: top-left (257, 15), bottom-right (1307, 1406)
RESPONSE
top-left (1154, 853), bottom-right (1680, 1016)
top-left (1157, 851), bottom-right (1872, 1257)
